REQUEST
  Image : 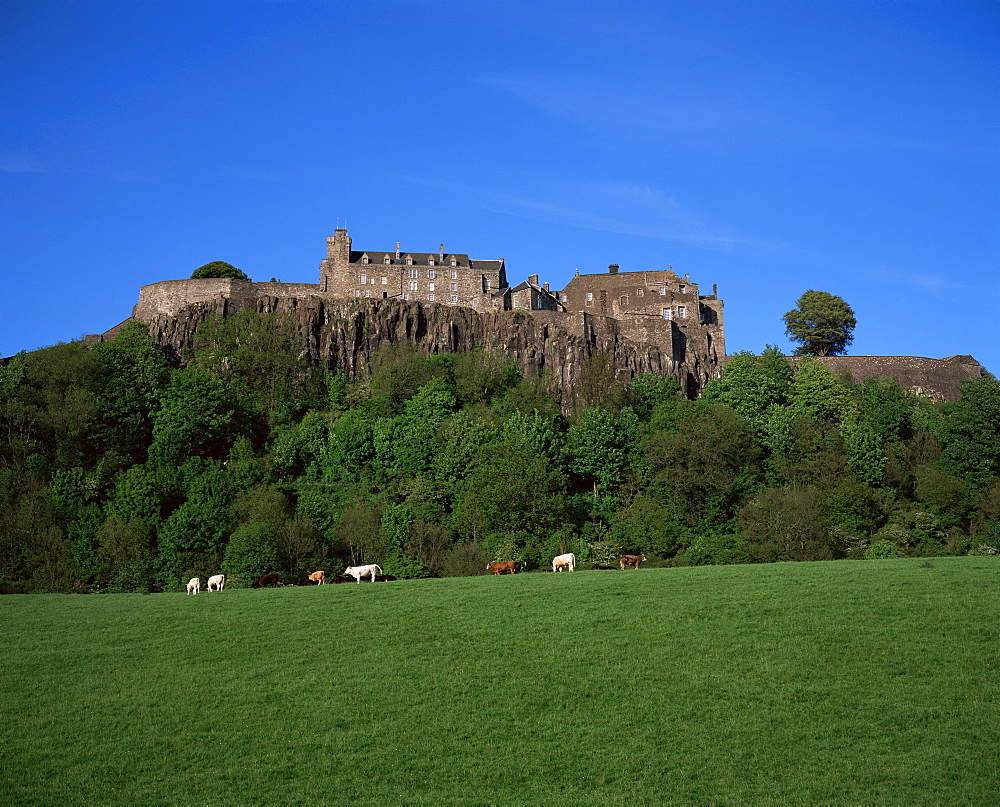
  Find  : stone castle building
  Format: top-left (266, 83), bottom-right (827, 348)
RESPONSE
top-left (108, 227), bottom-right (980, 402)
top-left (131, 228), bottom-right (725, 369)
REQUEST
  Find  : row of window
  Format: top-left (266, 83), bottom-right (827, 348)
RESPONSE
top-left (360, 256), bottom-right (459, 267)
top-left (359, 270), bottom-right (460, 284)
top-left (354, 289), bottom-right (460, 303)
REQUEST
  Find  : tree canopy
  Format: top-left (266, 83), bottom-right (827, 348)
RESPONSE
top-left (191, 261), bottom-right (250, 281)
top-left (1, 320), bottom-right (995, 594)
top-left (783, 290), bottom-right (857, 356)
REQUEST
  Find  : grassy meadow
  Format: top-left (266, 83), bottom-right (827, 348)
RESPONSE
top-left (2, 557), bottom-right (998, 805)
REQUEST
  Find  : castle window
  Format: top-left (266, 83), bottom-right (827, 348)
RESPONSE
top-left (450, 295), bottom-right (458, 302)
top-left (428, 282), bottom-right (436, 292)
top-left (364, 289), bottom-right (370, 298)
top-left (678, 305), bottom-right (687, 318)
top-left (403, 292), bottom-right (409, 300)
top-left (661, 308), bottom-right (672, 320)
top-left (450, 270), bottom-right (457, 280)
top-left (449, 282), bottom-right (457, 291)
top-left (406, 258), bottom-right (413, 265)
top-left (360, 275), bottom-right (367, 285)
top-left (362, 257), bottom-right (369, 265)
top-left (450, 259), bottom-right (457, 266)
top-left (679, 284), bottom-right (686, 294)
top-left (408, 268), bottom-right (417, 279)
top-left (409, 281), bottom-right (418, 291)
top-left (381, 276), bottom-right (388, 285)
top-left (355, 289), bottom-right (361, 297)
top-left (586, 292), bottom-right (593, 304)
top-left (620, 296), bottom-right (627, 307)
top-left (659, 286), bottom-right (666, 295)
top-left (637, 288), bottom-right (644, 296)
top-left (483, 277), bottom-right (491, 292)
top-left (428, 293), bottom-right (435, 301)
top-left (428, 269), bottom-right (436, 279)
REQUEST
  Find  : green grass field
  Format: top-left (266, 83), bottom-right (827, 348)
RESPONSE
top-left (2, 558), bottom-right (998, 805)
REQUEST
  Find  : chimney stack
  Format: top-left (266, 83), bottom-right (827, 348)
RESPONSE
top-left (685, 273), bottom-right (690, 283)
top-left (439, 244), bottom-right (444, 261)
top-left (529, 274), bottom-right (539, 286)
top-left (395, 242), bottom-right (401, 261)
top-left (609, 264), bottom-right (619, 274)
top-left (543, 282), bottom-right (549, 292)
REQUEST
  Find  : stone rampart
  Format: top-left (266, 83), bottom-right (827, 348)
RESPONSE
top-left (133, 279), bottom-right (321, 320)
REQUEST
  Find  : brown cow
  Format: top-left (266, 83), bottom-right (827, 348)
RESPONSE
top-left (486, 561), bottom-right (519, 575)
top-left (307, 570), bottom-right (326, 585)
top-left (619, 554), bottom-right (647, 570)
top-left (254, 573), bottom-right (280, 588)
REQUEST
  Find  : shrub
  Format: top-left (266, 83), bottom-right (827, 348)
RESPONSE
top-left (440, 541), bottom-right (488, 577)
top-left (191, 261), bottom-right (250, 281)
top-left (223, 523), bottom-right (280, 586)
top-left (864, 539), bottom-right (904, 560)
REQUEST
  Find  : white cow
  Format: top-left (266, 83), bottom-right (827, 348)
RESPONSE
top-left (186, 577), bottom-right (200, 595)
top-left (344, 564), bottom-right (382, 584)
top-left (207, 574), bottom-right (225, 592)
top-left (552, 553), bottom-right (576, 573)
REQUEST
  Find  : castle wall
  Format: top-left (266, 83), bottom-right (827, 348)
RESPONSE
top-left (787, 354), bottom-right (984, 402)
top-left (134, 279), bottom-right (321, 320)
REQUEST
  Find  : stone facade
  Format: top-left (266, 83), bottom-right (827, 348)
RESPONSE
top-left (558, 264), bottom-right (725, 363)
top-left (85, 226), bottom-right (984, 403)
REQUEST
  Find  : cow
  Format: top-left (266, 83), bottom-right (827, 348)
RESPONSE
top-left (307, 570), bottom-right (326, 585)
top-left (186, 577), bottom-right (200, 595)
top-left (374, 575), bottom-right (397, 582)
top-left (486, 561), bottom-right (519, 575)
top-left (619, 554), bottom-right (648, 570)
top-left (254, 573), bottom-right (280, 588)
top-left (207, 574), bottom-right (225, 592)
top-left (344, 564), bottom-right (382, 584)
top-left (330, 575), bottom-right (353, 584)
top-left (552, 553), bottom-right (576, 573)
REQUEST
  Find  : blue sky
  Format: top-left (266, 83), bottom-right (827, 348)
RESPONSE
top-left (2, 0), bottom-right (997, 373)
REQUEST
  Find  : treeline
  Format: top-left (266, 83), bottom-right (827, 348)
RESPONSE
top-left (1, 312), bottom-right (998, 593)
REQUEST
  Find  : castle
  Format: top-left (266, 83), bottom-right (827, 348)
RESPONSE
top-left (114, 228), bottom-right (980, 401)
top-left (132, 228), bottom-right (726, 369)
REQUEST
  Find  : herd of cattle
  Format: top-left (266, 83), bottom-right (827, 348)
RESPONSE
top-left (185, 554), bottom-right (648, 593)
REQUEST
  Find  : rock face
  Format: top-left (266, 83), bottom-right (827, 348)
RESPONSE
top-left (126, 295), bottom-right (723, 405)
top-left (787, 354), bottom-right (985, 403)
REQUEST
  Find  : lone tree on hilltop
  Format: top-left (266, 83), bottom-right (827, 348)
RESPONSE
top-left (783, 290), bottom-right (856, 356)
top-left (191, 261), bottom-right (250, 281)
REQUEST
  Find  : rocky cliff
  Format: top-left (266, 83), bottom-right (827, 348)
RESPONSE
top-left (118, 295), bottom-right (722, 405)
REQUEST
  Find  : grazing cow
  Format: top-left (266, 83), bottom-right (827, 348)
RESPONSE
top-left (552, 553), bottom-right (576, 573)
top-left (307, 570), bottom-right (326, 585)
top-left (344, 564), bottom-right (382, 584)
top-left (330, 575), bottom-right (353, 584)
top-left (619, 554), bottom-right (648, 570)
top-left (186, 577), bottom-right (200, 595)
top-left (207, 574), bottom-right (225, 592)
top-left (486, 561), bottom-right (519, 575)
top-left (254, 573), bottom-right (280, 588)
top-left (374, 575), bottom-right (397, 582)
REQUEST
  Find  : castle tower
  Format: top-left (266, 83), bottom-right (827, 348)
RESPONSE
top-left (320, 228), bottom-right (352, 292)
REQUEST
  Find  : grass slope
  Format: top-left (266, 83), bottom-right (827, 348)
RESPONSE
top-left (2, 558), bottom-right (998, 805)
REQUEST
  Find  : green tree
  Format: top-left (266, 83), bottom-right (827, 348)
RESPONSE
top-left (939, 377), bottom-right (1000, 483)
top-left (191, 261), bottom-right (250, 280)
top-left (783, 290), bottom-right (857, 356)
top-left (702, 346), bottom-right (792, 430)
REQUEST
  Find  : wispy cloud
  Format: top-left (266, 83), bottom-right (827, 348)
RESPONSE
top-left (0, 153), bottom-right (44, 173)
top-left (475, 73), bottom-right (946, 154)
top-left (408, 173), bottom-right (786, 253)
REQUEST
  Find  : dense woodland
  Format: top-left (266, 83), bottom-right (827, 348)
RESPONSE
top-left (2, 312), bottom-right (998, 593)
